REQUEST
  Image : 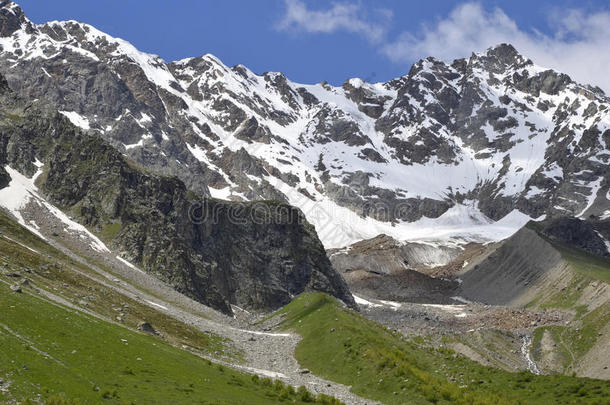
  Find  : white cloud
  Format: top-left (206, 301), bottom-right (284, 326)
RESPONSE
top-left (276, 1), bottom-right (610, 93)
top-left (382, 2), bottom-right (610, 93)
top-left (276, 0), bottom-right (392, 43)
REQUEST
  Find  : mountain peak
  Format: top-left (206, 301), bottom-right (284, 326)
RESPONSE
top-left (469, 43), bottom-right (532, 73)
top-left (0, 1), bottom-right (32, 37)
top-left (485, 43), bottom-right (520, 59)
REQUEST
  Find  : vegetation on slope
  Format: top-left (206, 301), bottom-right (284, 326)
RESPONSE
top-left (0, 283), bottom-right (346, 404)
top-left (0, 210), bottom-right (227, 358)
top-left (529, 243), bottom-right (610, 374)
top-left (558, 243), bottom-right (610, 284)
top-left (271, 293), bottom-right (610, 405)
top-left (0, 212), bottom-right (344, 404)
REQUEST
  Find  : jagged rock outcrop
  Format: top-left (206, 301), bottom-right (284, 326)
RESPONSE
top-left (538, 217), bottom-right (610, 257)
top-left (0, 71), bottom-right (355, 314)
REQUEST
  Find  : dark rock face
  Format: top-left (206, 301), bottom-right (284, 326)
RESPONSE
top-left (0, 1), bottom-right (31, 37)
top-left (538, 217), bottom-right (610, 258)
top-left (0, 166), bottom-right (9, 188)
top-left (0, 73), bottom-right (355, 314)
top-left (1, 0), bottom-right (609, 245)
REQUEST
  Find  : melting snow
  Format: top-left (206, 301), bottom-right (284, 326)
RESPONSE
top-left (273, 176), bottom-right (534, 248)
top-left (353, 295), bottom-right (382, 308)
top-left (379, 300), bottom-right (402, 310)
top-left (240, 366), bottom-right (287, 379)
top-left (116, 256), bottom-right (144, 273)
top-left (0, 165), bottom-right (110, 252)
top-left (145, 300), bottom-right (168, 311)
top-left (421, 303), bottom-right (466, 312)
top-left (235, 329), bottom-right (292, 338)
top-left (59, 111), bottom-right (90, 130)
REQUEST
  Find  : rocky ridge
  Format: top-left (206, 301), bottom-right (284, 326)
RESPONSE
top-left (1, 1), bottom-right (610, 248)
top-left (0, 70), bottom-right (355, 315)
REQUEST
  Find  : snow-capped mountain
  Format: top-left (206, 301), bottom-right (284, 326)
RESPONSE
top-left (1, 1), bottom-right (609, 248)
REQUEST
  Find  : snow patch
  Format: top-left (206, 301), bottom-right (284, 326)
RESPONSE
top-left (0, 166), bottom-right (109, 253)
top-left (379, 300), bottom-right (402, 310)
top-left (353, 295), bottom-right (382, 308)
top-left (235, 329), bottom-right (292, 338)
top-left (116, 256), bottom-right (144, 273)
top-left (59, 111), bottom-right (90, 130)
top-left (421, 303), bottom-right (467, 313)
top-left (145, 300), bottom-right (168, 311)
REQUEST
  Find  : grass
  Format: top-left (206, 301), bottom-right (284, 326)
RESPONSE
top-left (520, 226), bottom-right (610, 376)
top-left (99, 222), bottom-right (123, 242)
top-left (0, 209), bottom-right (347, 404)
top-left (441, 329), bottom-right (523, 372)
top-left (536, 273), bottom-right (586, 310)
top-left (0, 211), bottom-right (228, 359)
top-left (526, 221), bottom-right (610, 285)
top-left (558, 244), bottom-right (610, 284)
top-left (532, 303), bottom-right (610, 373)
top-left (0, 283), bottom-right (344, 405)
top-left (270, 293), bottom-right (610, 405)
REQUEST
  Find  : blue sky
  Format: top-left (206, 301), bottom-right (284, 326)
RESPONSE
top-left (16, 0), bottom-right (610, 91)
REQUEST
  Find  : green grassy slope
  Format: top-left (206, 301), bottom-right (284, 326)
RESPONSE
top-left (558, 243), bottom-right (610, 284)
top-left (0, 283), bottom-right (344, 404)
top-left (0, 211), bottom-right (342, 404)
top-left (0, 210), bottom-right (226, 358)
top-left (529, 242), bottom-right (610, 375)
top-left (270, 293), bottom-right (610, 405)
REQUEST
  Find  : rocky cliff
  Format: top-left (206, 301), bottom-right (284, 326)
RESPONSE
top-left (0, 72), bottom-right (355, 314)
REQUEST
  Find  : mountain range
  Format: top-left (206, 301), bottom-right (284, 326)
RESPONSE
top-left (1, 0), bottom-right (608, 250)
top-left (1, 2), bottom-right (610, 403)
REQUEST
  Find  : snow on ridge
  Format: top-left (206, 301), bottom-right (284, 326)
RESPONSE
top-left (6, 13), bottom-right (607, 251)
top-left (59, 111), bottom-right (90, 130)
top-left (0, 165), bottom-right (110, 253)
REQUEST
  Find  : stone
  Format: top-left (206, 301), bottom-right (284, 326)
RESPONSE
top-left (137, 322), bottom-right (159, 335)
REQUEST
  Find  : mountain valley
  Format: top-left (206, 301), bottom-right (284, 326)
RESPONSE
top-left (0, 1), bottom-right (609, 404)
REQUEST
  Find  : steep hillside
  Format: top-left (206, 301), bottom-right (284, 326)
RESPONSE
top-left (0, 283), bottom-right (343, 404)
top-left (0, 210), bottom-right (345, 404)
top-left (0, 197), bottom-right (369, 403)
top-left (457, 218), bottom-right (610, 378)
top-left (1, 1), bottom-right (609, 247)
top-left (0, 71), bottom-right (355, 314)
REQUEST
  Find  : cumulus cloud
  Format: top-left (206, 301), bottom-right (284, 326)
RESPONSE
top-left (276, 1), bottom-right (610, 93)
top-left (275, 0), bottom-right (392, 43)
top-left (382, 3), bottom-right (610, 93)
